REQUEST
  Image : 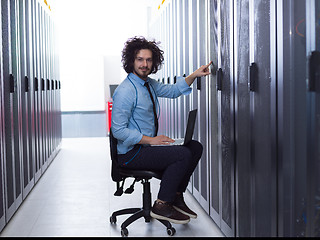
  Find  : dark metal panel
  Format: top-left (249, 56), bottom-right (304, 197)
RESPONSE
top-left (18, 0), bottom-right (33, 199)
top-left (183, 0), bottom-right (190, 142)
top-left (172, 0), bottom-right (178, 139)
top-left (0, 1), bottom-right (7, 231)
top-left (40, 6), bottom-right (48, 171)
top-left (177, 0), bottom-right (184, 139)
top-left (33, 0), bottom-right (41, 182)
top-left (25, 0), bottom-right (35, 191)
top-left (208, 0), bottom-right (220, 227)
top-left (10, 0), bottom-right (23, 210)
top-left (165, 7), bottom-right (170, 138)
top-left (305, 0), bottom-right (320, 236)
top-left (249, 0), bottom-right (277, 236)
top-left (191, 0), bottom-right (200, 196)
top-left (276, 0), bottom-right (309, 237)
top-left (197, 0), bottom-right (209, 212)
top-left (234, 0), bottom-right (252, 237)
top-left (1, 0), bottom-right (23, 221)
top-left (219, 0), bottom-right (235, 236)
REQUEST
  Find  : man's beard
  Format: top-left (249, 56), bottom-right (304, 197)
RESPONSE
top-left (133, 68), bottom-right (150, 80)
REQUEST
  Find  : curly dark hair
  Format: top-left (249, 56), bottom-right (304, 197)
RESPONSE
top-left (121, 36), bottom-right (164, 74)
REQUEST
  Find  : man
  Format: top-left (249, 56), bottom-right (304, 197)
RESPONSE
top-left (111, 36), bottom-right (211, 224)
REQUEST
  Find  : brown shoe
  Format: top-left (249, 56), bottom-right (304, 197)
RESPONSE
top-left (150, 201), bottom-right (190, 224)
top-left (173, 194), bottom-right (197, 219)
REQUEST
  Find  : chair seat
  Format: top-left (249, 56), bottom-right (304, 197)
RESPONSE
top-left (118, 168), bottom-right (162, 180)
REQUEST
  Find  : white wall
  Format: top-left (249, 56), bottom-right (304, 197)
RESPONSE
top-left (54, 0), bottom-right (156, 112)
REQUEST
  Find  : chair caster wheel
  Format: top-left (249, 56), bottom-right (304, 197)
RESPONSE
top-left (110, 215), bottom-right (116, 224)
top-left (121, 228), bottom-right (129, 237)
top-left (167, 227), bottom-right (176, 236)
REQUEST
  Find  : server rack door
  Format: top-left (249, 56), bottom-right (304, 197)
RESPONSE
top-left (44, 13), bottom-right (49, 163)
top-left (49, 16), bottom-right (53, 160)
top-left (196, 0), bottom-right (210, 213)
top-left (157, 13), bottom-right (164, 136)
top-left (177, 0), bottom-right (184, 139)
top-left (39, 5), bottom-right (47, 173)
top-left (276, 0), bottom-right (308, 237)
top-left (34, 1), bottom-right (42, 182)
top-left (183, 0), bottom-right (190, 139)
top-left (164, 7), bottom-right (169, 137)
top-left (1, 0), bottom-right (24, 221)
top-left (208, 0), bottom-right (221, 229)
top-left (50, 19), bottom-right (55, 159)
top-left (25, 0), bottom-right (35, 192)
top-left (183, 0), bottom-right (193, 192)
top-left (248, 0), bottom-right (277, 236)
top-left (172, 0), bottom-right (178, 139)
top-left (218, 0), bottom-right (235, 236)
top-left (159, 11), bottom-right (164, 135)
top-left (40, 7), bottom-right (48, 171)
top-left (233, 0), bottom-right (251, 237)
top-left (305, 0), bottom-right (320, 236)
top-left (191, 0), bottom-right (200, 200)
top-left (7, 0), bottom-right (24, 220)
top-left (18, 0), bottom-right (33, 199)
top-left (168, 2), bottom-right (174, 139)
top-left (0, 1), bottom-right (7, 230)
top-left (31, 0), bottom-right (40, 183)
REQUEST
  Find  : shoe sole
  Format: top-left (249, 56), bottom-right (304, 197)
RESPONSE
top-left (150, 211), bottom-right (190, 224)
top-left (173, 206), bottom-right (197, 219)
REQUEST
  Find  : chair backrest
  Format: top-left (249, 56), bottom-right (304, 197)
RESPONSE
top-left (109, 130), bottom-right (124, 182)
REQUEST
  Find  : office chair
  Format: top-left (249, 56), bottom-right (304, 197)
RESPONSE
top-left (109, 130), bottom-right (176, 237)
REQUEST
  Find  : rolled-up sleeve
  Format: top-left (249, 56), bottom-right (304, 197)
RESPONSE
top-left (176, 76), bottom-right (192, 95)
top-left (151, 76), bottom-right (192, 98)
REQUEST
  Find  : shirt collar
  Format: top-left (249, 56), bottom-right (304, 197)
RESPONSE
top-left (128, 73), bottom-right (150, 86)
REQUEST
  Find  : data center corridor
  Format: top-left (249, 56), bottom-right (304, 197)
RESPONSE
top-left (0, 137), bottom-right (224, 237)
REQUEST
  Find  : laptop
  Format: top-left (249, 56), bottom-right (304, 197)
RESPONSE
top-left (152, 109), bottom-right (197, 146)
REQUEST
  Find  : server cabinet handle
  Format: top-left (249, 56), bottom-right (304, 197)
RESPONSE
top-left (183, 74), bottom-right (186, 77)
top-left (47, 79), bottom-right (50, 90)
top-left (197, 77), bottom-right (201, 90)
top-left (308, 51), bottom-right (320, 92)
top-left (167, 77), bottom-right (170, 84)
top-left (216, 68), bottom-right (223, 91)
top-left (55, 80), bottom-right (58, 90)
top-left (34, 77), bottom-right (38, 91)
top-left (51, 79), bottom-right (54, 90)
top-left (10, 74), bottom-right (15, 93)
top-left (59, 80), bottom-right (61, 89)
top-left (25, 76), bottom-right (29, 92)
top-left (248, 62), bottom-right (257, 92)
top-left (174, 76), bottom-right (177, 84)
top-left (41, 78), bottom-right (45, 91)
top-left (162, 77), bottom-right (164, 84)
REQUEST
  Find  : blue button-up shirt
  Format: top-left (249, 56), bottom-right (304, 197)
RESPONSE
top-left (111, 73), bottom-right (192, 154)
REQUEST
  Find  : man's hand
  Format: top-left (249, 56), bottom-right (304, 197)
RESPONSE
top-left (138, 135), bottom-right (175, 145)
top-left (185, 61), bottom-right (213, 86)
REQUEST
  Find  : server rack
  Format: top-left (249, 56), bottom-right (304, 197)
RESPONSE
top-left (181, 0), bottom-right (190, 142)
top-left (276, 0), bottom-right (320, 237)
top-left (176, 0), bottom-right (184, 140)
top-left (196, 0), bottom-right (210, 213)
top-left (208, 0), bottom-right (221, 232)
top-left (190, 0), bottom-right (200, 200)
top-left (150, 0), bottom-right (320, 236)
top-left (0, 1), bottom-right (7, 231)
top-left (21, 0), bottom-right (33, 199)
top-left (0, 0), bottom-right (61, 233)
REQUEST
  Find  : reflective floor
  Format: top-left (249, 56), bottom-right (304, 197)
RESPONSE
top-left (0, 137), bottom-right (225, 237)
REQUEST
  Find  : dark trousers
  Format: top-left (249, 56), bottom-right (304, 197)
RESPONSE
top-left (118, 140), bottom-right (203, 202)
